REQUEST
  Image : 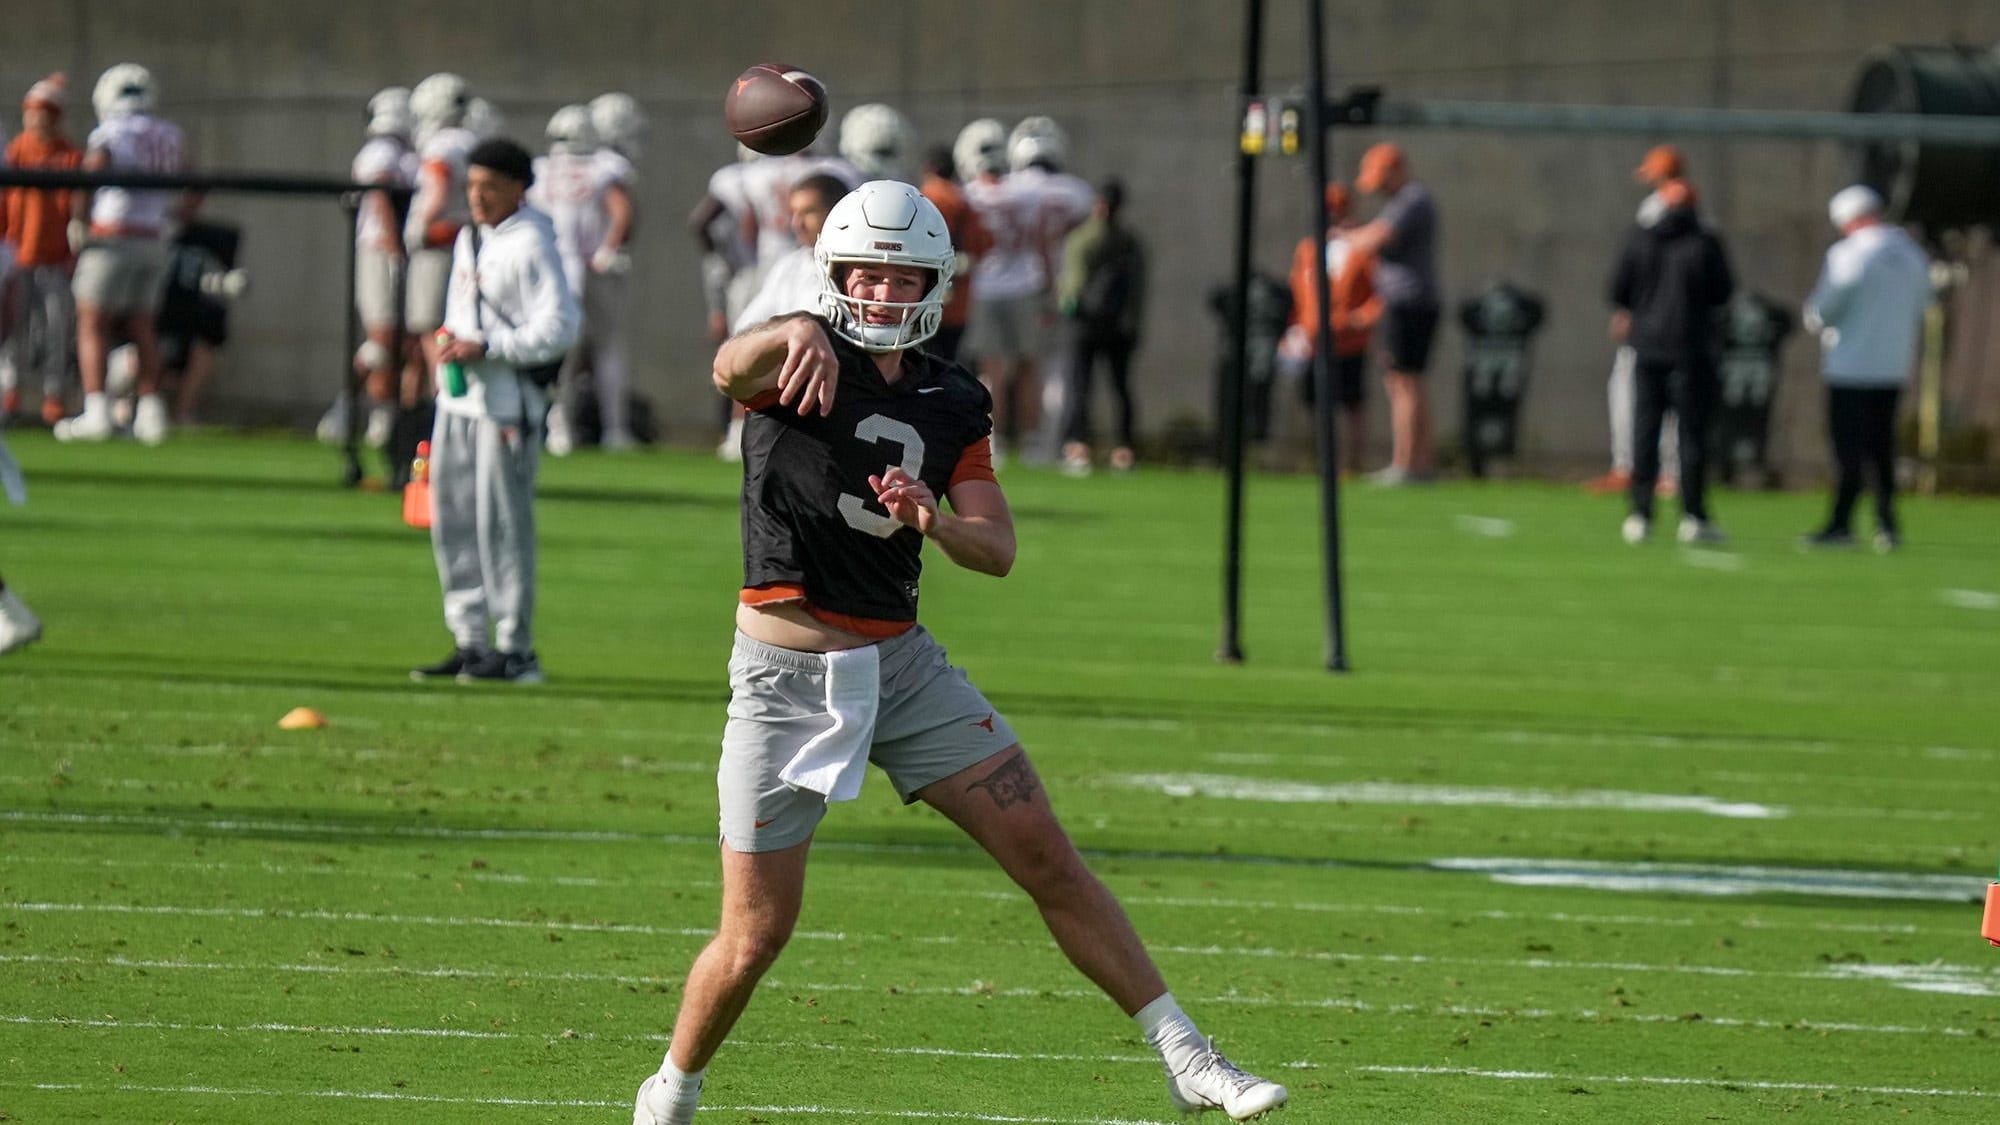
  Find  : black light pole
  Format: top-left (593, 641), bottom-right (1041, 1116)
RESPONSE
top-left (1218, 0), bottom-right (1266, 664)
top-left (1303, 0), bottom-right (1350, 671)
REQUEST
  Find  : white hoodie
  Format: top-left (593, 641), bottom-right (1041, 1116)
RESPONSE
top-left (1803, 223), bottom-right (1931, 387)
top-left (438, 204), bottom-right (580, 421)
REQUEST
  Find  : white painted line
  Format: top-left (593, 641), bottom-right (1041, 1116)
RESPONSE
top-left (1453, 515), bottom-right (1515, 538)
top-left (1939, 588), bottom-right (2000, 611)
top-left (0, 901), bottom-right (844, 943)
top-left (1432, 857), bottom-right (1988, 903)
top-left (16, 1082), bottom-right (1174, 1123)
top-left (1, 853), bottom-right (1948, 937)
top-left (1680, 548), bottom-right (1745, 571)
top-left (1118, 772), bottom-right (1786, 819)
top-left (1356, 1064), bottom-right (2000, 1100)
top-left (1820, 964), bottom-right (2000, 998)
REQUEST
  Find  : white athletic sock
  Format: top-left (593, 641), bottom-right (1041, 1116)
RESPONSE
top-left (646, 1055), bottom-right (704, 1125)
top-left (1134, 992), bottom-right (1206, 1074)
top-left (83, 392), bottom-right (108, 418)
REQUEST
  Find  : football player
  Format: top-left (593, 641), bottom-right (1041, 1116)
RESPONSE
top-left (1007, 117), bottom-right (1095, 456)
top-left (836, 102), bottom-right (916, 184)
top-left (727, 172), bottom-right (845, 333)
top-left (956, 117), bottom-right (1044, 462)
top-left (57, 63), bottom-right (188, 446)
top-left (532, 105), bottom-right (636, 452)
top-left (404, 73), bottom-right (478, 401)
top-left (1, 73), bottom-right (82, 426)
top-left (629, 180), bottom-right (1288, 1125)
top-left (320, 86), bottom-right (418, 449)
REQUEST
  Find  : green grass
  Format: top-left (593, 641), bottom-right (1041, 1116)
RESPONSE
top-left (2, 429), bottom-right (1998, 1123)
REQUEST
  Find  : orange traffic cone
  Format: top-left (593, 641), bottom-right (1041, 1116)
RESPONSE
top-left (1983, 882), bottom-right (2000, 947)
top-left (402, 440), bottom-right (433, 529)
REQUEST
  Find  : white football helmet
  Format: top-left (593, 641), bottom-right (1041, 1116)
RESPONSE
top-left (465, 97), bottom-right (504, 139)
top-left (815, 180), bottom-right (955, 353)
top-left (839, 103), bottom-right (916, 182)
top-left (953, 118), bottom-right (1008, 181)
top-left (1009, 115), bottom-right (1068, 171)
top-left (590, 92), bottom-right (647, 156)
top-left (545, 104), bottom-right (597, 153)
top-left (410, 72), bottom-right (471, 129)
top-left (366, 86), bottom-right (412, 139)
top-left (92, 63), bottom-right (155, 120)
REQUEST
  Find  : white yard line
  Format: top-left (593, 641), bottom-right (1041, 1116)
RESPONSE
top-left (1453, 515), bottom-right (1516, 538)
top-left (1357, 1064), bottom-right (2000, 1100)
top-left (1938, 588), bottom-right (2000, 611)
top-left (1432, 857), bottom-right (1988, 903)
top-left (1117, 772), bottom-right (1786, 819)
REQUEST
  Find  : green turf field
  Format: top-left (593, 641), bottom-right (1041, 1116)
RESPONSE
top-left (2, 430), bottom-right (1997, 1123)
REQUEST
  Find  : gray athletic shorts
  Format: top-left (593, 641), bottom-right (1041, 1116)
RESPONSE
top-left (967, 293), bottom-right (1045, 361)
top-left (72, 239), bottom-right (170, 316)
top-left (718, 626), bottom-right (1019, 852)
top-left (355, 246), bottom-right (404, 330)
top-left (405, 247), bottom-right (451, 332)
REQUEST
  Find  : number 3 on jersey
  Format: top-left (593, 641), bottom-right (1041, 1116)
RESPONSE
top-left (838, 414), bottom-right (927, 537)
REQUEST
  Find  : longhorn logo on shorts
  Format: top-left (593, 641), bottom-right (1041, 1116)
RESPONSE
top-left (970, 713), bottom-right (996, 733)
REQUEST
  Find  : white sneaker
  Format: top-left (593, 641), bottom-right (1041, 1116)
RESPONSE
top-left (1620, 514), bottom-right (1649, 545)
top-left (0, 588), bottom-right (43, 655)
top-left (1165, 1041), bottom-right (1288, 1120)
top-left (633, 1072), bottom-right (700, 1125)
top-left (54, 403), bottom-right (115, 443)
top-left (132, 394), bottom-right (170, 446)
top-left (316, 394), bottom-right (351, 444)
top-left (545, 403), bottom-right (575, 457)
top-left (1677, 516), bottom-right (1726, 545)
top-left (364, 404), bottom-right (395, 449)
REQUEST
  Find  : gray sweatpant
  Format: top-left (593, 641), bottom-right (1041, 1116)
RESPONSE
top-left (430, 409), bottom-right (540, 654)
top-left (1, 265), bottom-right (76, 397)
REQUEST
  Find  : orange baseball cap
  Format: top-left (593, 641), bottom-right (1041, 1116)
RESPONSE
top-left (1657, 178), bottom-right (1698, 210)
top-left (1324, 182), bottom-right (1351, 220)
top-left (23, 73), bottom-right (67, 112)
top-left (1635, 144), bottom-right (1685, 185)
top-left (1355, 143), bottom-right (1405, 194)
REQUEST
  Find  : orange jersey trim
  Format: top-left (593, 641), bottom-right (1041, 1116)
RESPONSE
top-left (738, 582), bottom-right (915, 639)
top-left (949, 436), bottom-right (997, 490)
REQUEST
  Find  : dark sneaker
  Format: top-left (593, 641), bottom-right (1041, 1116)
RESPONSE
top-left (1799, 529), bottom-right (1855, 549)
top-left (411, 646), bottom-right (481, 681)
top-left (457, 649), bottom-right (544, 685)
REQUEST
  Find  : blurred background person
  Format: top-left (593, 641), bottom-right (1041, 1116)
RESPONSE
top-left (960, 117), bottom-right (1041, 463)
top-left (1, 74), bottom-right (81, 427)
top-left (58, 63), bottom-right (188, 446)
top-left (1608, 179), bottom-right (1734, 544)
top-left (1057, 177), bottom-right (1147, 474)
top-left (533, 103), bottom-right (636, 453)
top-left (1800, 186), bottom-right (1931, 552)
top-left (320, 86), bottom-right (417, 449)
top-left (918, 145), bottom-right (989, 365)
top-left (729, 172), bottom-right (846, 331)
top-left (1280, 181), bottom-right (1378, 478)
top-left (154, 217), bottom-right (244, 424)
top-left (1590, 144), bottom-right (1690, 496)
top-left (838, 102), bottom-right (917, 184)
top-left (1347, 142), bottom-right (1441, 485)
top-left (1008, 117), bottom-right (1095, 460)
top-left (404, 73), bottom-right (478, 409)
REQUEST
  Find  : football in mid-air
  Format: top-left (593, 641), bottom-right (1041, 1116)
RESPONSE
top-left (725, 63), bottom-right (828, 155)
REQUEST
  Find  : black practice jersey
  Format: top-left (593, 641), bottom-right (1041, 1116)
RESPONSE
top-left (740, 317), bottom-right (994, 623)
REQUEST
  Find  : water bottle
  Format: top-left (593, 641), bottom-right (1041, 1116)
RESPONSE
top-left (437, 330), bottom-right (467, 397)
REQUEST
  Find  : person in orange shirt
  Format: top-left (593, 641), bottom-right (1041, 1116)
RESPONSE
top-left (0, 74), bottom-right (82, 425)
top-left (919, 145), bottom-right (991, 364)
top-left (1282, 182), bottom-right (1379, 476)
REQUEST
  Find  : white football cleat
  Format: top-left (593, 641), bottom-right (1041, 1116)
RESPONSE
top-left (316, 394), bottom-right (351, 444)
top-left (364, 404), bottom-right (395, 449)
top-left (1165, 1041), bottom-right (1288, 1120)
top-left (54, 404), bottom-right (115, 443)
top-left (1676, 516), bottom-right (1726, 545)
top-left (545, 403), bottom-right (575, 457)
top-left (0, 588), bottom-right (43, 655)
top-left (1620, 514), bottom-right (1649, 545)
top-left (633, 1072), bottom-right (700, 1125)
top-left (133, 394), bottom-right (170, 446)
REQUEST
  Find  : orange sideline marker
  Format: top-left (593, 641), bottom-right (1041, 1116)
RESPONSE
top-left (402, 440), bottom-right (433, 529)
top-left (1983, 882), bottom-right (2000, 947)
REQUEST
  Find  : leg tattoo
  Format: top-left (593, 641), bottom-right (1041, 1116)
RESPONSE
top-left (967, 753), bottom-right (1040, 810)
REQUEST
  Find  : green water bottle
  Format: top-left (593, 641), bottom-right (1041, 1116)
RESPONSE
top-left (437, 330), bottom-right (467, 397)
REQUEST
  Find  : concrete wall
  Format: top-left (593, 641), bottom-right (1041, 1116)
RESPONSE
top-left (7, 1), bottom-right (1998, 474)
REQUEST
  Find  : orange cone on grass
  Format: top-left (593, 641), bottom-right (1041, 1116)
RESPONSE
top-left (402, 440), bottom-right (433, 529)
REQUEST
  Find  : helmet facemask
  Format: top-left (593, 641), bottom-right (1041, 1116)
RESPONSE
top-left (817, 261), bottom-right (950, 353)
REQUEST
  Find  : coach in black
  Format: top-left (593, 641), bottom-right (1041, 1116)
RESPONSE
top-left (629, 181), bottom-right (1286, 1124)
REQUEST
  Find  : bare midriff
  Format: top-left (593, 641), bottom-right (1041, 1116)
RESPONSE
top-left (735, 601), bottom-right (884, 653)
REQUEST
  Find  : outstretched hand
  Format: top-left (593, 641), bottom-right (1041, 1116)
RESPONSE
top-left (869, 467), bottom-right (940, 536)
top-left (775, 317), bottom-right (838, 417)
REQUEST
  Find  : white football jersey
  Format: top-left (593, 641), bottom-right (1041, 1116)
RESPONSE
top-left (712, 154), bottom-right (862, 268)
top-left (352, 135), bottom-right (417, 253)
top-left (530, 149), bottom-right (634, 291)
top-left (1011, 165), bottom-right (1096, 248)
top-left (86, 114), bottom-right (186, 234)
top-left (964, 174), bottom-right (1047, 301)
top-left (405, 125), bottom-right (477, 248)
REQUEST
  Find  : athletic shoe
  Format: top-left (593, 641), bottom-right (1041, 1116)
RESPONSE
top-left (545, 403), bottom-right (576, 457)
top-left (1873, 529), bottom-right (1901, 554)
top-left (1164, 1040), bottom-right (1288, 1121)
top-left (53, 404), bottom-right (115, 443)
top-left (411, 646), bottom-right (481, 682)
top-left (633, 1072), bottom-right (701, 1125)
top-left (1620, 514), bottom-right (1649, 544)
top-left (0, 588), bottom-right (44, 655)
top-left (1799, 529), bottom-right (1855, 549)
top-left (1584, 468), bottom-right (1630, 495)
top-left (364, 404), bottom-right (395, 449)
top-left (1676, 516), bottom-right (1726, 545)
top-left (1110, 446), bottom-right (1137, 472)
top-left (316, 394), bottom-right (351, 444)
top-left (457, 649), bottom-right (545, 685)
top-left (133, 394), bottom-right (170, 446)
top-left (1367, 465), bottom-right (1410, 487)
top-left (1061, 442), bottom-right (1092, 477)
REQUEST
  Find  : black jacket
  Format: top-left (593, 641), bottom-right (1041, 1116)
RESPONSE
top-left (1609, 207), bottom-right (1734, 366)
